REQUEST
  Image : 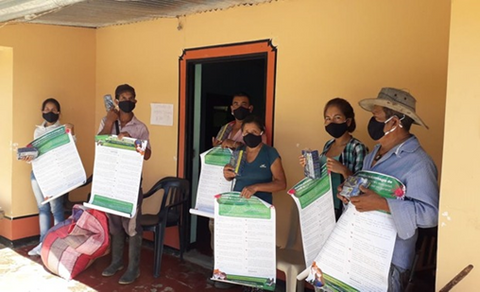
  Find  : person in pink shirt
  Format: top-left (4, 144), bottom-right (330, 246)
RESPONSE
top-left (212, 92), bottom-right (266, 149)
top-left (98, 84), bottom-right (151, 285)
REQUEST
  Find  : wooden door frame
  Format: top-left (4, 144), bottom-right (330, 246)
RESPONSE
top-left (177, 39), bottom-right (277, 177)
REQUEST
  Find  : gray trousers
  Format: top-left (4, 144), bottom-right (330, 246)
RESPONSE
top-left (108, 187), bottom-right (143, 237)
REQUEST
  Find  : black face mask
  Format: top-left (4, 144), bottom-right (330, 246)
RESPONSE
top-left (325, 122), bottom-right (348, 138)
top-left (119, 100), bottom-right (136, 113)
top-left (43, 112), bottom-right (59, 123)
top-left (367, 117), bottom-right (386, 141)
top-left (233, 107), bottom-right (250, 121)
top-left (243, 133), bottom-right (262, 148)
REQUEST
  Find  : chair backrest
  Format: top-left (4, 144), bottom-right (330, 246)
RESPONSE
top-left (143, 176), bottom-right (190, 221)
top-left (414, 227), bottom-right (438, 272)
top-left (63, 175), bottom-right (94, 213)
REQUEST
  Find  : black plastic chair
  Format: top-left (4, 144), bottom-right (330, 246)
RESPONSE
top-left (140, 176), bottom-right (190, 278)
top-left (408, 227), bottom-right (438, 284)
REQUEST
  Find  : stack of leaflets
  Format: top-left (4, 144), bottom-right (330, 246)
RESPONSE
top-left (302, 150), bottom-right (321, 179)
top-left (103, 94), bottom-right (116, 111)
top-left (16, 147), bottom-right (39, 160)
top-left (339, 175), bottom-right (370, 199)
top-left (229, 149), bottom-right (245, 176)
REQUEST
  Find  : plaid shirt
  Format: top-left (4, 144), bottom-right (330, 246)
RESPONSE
top-left (322, 137), bottom-right (368, 175)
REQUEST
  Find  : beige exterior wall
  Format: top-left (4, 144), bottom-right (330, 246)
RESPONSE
top-left (96, 0), bottom-right (450, 247)
top-left (0, 46), bottom-right (13, 215)
top-left (2, 3), bottom-right (457, 288)
top-left (0, 24), bottom-right (96, 218)
top-left (436, 0), bottom-right (480, 290)
top-left (96, 19), bottom-right (182, 194)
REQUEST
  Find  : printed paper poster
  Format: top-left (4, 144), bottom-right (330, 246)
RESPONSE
top-left (84, 135), bottom-right (147, 218)
top-left (190, 147), bottom-right (233, 218)
top-left (213, 192), bottom-right (276, 291)
top-left (302, 171), bottom-right (404, 292)
top-left (30, 126), bottom-right (86, 204)
top-left (288, 164), bottom-right (336, 267)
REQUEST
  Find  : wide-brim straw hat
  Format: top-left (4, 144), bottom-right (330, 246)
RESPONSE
top-left (359, 87), bottom-right (428, 129)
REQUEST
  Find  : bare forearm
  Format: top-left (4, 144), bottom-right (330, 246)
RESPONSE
top-left (341, 167), bottom-right (353, 179)
top-left (251, 179), bottom-right (286, 194)
top-left (98, 120), bottom-right (114, 135)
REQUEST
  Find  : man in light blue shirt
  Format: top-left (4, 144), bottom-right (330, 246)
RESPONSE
top-left (346, 88), bottom-right (439, 292)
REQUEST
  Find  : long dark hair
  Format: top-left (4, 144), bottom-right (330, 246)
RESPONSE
top-left (324, 97), bottom-right (356, 132)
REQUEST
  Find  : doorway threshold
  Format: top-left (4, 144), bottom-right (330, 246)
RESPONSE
top-left (183, 248), bottom-right (214, 270)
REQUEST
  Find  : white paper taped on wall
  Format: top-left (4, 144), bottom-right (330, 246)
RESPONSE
top-left (150, 103), bottom-right (174, 126)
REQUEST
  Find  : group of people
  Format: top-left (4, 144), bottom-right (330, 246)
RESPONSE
top-left (22, 84), bottom-right (150, 285)
top-left (23, 86), bottom-right (438, 291)
top-left (217, 89), bottom-right (438, 292)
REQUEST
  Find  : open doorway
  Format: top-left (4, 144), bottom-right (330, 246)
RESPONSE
top-left (193, 58), bottom-right (267, 255)
top-left (178, 40), bottom-right (277, 256)
top-left (200, 58), bottom-right (267, 154)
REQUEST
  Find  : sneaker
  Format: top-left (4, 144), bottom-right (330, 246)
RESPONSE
top-left (27, 243), bottom-right (42, 256)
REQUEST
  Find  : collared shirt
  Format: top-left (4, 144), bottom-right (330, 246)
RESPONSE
top-left (98, 115), bottom-right (151, 149)
top-left (34, 120), bottom-right (62, 139)
top-left (362, 135), bottom-right (439, 270)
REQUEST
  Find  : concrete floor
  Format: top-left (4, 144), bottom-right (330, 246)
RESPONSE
top-left (0, 241), bottom-right (286, 292)
top-left (0, 240), bottom-right (434, 292)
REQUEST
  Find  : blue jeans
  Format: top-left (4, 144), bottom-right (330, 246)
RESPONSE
top-left (31, 172), bottom-right (64, 242)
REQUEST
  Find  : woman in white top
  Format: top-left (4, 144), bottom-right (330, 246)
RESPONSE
top-left (22, 98), bottom-right (74, 256)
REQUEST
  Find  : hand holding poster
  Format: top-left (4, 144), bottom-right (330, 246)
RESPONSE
top-left (288, 163), bottom-right (336, 267)
top-left (302, 170), bottom-right (405, 292)
top-left (84, 135), bottom-right (147, 218)
top-left (213, 192), bottom-right (276, 291)
top-left (30, 126), bottom-right (86, 204)
top-left (190, 147), bottom-right (233, 218)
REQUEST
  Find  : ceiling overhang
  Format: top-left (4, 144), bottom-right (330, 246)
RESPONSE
top-left (0, 0), bottom-right (274, 28)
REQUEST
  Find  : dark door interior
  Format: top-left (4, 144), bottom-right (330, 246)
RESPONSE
top-left (186, 56), bottom-right (267, 255)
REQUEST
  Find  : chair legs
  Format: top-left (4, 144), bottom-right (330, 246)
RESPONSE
top-left (178, 222), bottom-right (184, 261)
top-left (151, 218), bottom-right (186, 277)
top-left (153, 222), bottom-right (168, 278)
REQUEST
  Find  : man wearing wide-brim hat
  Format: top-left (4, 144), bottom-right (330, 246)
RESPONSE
top-left (340, 87), bottom-right (439, 291)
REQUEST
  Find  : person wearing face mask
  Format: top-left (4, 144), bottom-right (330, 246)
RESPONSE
top-left (21, 98), bottom-right (75, 256)
top-left (212, 92), bottom-right (266, 149)
top-left (208, 115), bottom-right (282, 290)
top-left (223, 115), bottom-right (286, 204)
top-left (299, 98), bottom-right (367, 220)
top-left (98, 84), bottom-right (151, 285)
top-left (339, 87), bottom-right (439, 292)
